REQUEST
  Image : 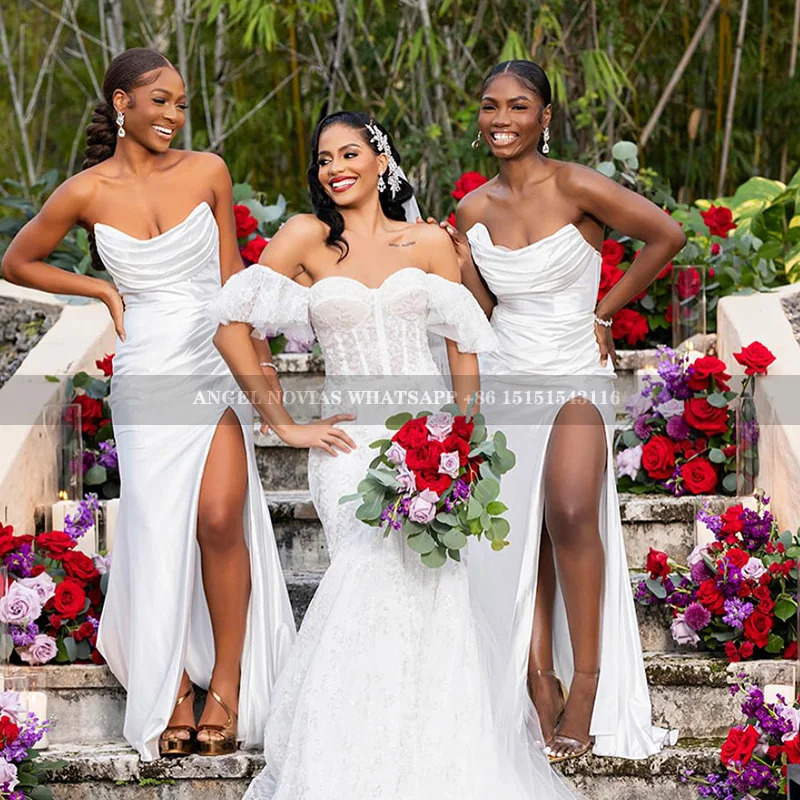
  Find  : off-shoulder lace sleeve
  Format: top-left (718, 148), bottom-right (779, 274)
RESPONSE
top-left (426, 273), bottom-right (498, 354)
top-left (208, 264), bottom-right (312, 341)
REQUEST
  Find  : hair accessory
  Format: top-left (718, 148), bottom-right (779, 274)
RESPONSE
top-left (594, 313), bottom-right (612, 328)
top-left (365, 120), bottom-right (401, 199)
top-left (116, 110), bottom-right (126, 139)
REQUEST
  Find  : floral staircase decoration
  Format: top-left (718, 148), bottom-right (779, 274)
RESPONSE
top-left (615, 341), bottom-right (775, 496)
top-left (682, 681), bottom-right (800, 799)
top-left (636, 490), bottom-right (798, 663)
top-left (0, 691), bottom-right (63, 799)
top-left (0, 497), bottom-right (108, 666)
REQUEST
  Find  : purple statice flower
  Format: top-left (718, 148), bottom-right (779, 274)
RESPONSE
top-left (665, 414), bottom-right (690, 441)
top-left (97, 440), bottom-right (118, 470)
top-left (690, 559), bottom-right (713, 583)
top-left (656, 346), bottom-right (692, 399)
top-left (741, 508), bottom-right (773, 550)
top-left (87, 615), bottom-right (100, 633)
top-left (732, 762), bottom-right (780, 795)
top-left (722, 597), bottom-right (753, 629)
top-left (10, 622), bottom-right (39, 648)
top-left (634, 579), bottom-right (658, 606)
top-left (82, 450), bottom-right (97, 475)
top-left (740, 418), bottom-right (759, 446)
top-left (696, 505), bottom-right (724, 537)
top-left (684, 602), bottom-right (712, 631)
top-left (740, 685), bottom-right (765, 717)
top-left (64, 493), bottom-right (99, 541)
top-left (665, 465), bottom-right (686, 497)
top-left (633, 415), bottom-right (651, 440)
top-left (452, 479), bottom-right (471, 501)
top-left (3, 542), bottom-right (34, 579)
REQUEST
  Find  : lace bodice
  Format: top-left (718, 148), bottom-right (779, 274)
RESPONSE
top-left (209, 265), bottom-right (497, 376)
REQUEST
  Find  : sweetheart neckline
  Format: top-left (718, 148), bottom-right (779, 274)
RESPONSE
top-left (93, 201), bottom-right (213, 243)
top-left (466, 221), bottom-right (600, 256)
top-left (309, 266), bottom-right (427, 292)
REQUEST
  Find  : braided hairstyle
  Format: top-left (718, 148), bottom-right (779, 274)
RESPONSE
top-left (482, 61), bottom-right (552, 155)
top-left (82, 48), bottom-right (174, 270)
top-left (307, 111), bottom-right (414, 262)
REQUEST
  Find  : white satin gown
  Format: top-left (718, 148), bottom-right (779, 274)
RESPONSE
top-left (94, 201), bottom-right (296, 761)
top-left (465, 221), bottom-right (675, 759)
top-left (209, 264), bottom-right (584, 800)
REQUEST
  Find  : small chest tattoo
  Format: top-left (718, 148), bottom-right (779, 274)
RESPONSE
top-left (389, 241), bottom-right (417, 248)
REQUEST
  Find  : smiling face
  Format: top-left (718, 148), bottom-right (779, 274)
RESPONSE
top-left (316, 123), bottom-right (388, 206)
top-left (112, 66), bottom-right (187, 153)
top-left (478, 73), bottom-right (551, 160)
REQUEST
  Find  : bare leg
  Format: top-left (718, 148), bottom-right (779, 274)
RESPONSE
top-left (195, 408), bottom-right (251, 744)
top-left (162, 669), bottom-right (196, 745)
top-left (527, 527), bottom-right (564, 747)
top-left (542, 399), bottom-right (607, 758)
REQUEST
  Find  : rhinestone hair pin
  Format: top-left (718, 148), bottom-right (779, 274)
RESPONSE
top-left (365, 120), bottom-right (401, 199)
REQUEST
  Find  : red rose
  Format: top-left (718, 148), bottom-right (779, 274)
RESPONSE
top-left (701, 205), bottom-right (736, 238)
top-left (743, 609), bottom-right (773, 648)
top-left (646, 548), bottom-right (670, 580)
top-left (95, 354), bottom-right (114, 376)
top-left (611, 308), bottom-right (649, 346)
top-left (785, 736), bottom-right (800, 764)
top-left (734, 341), bottom-right (776, 376)
top-left (598, 261), bottom-right (624, 301)
top-left (0, 532), bottom-right (17, 558)
top-left (91, 651), bottom-right (105, 665)
top-left (451, 416), bottom-right (474, 442)
top-left (0, 716), bottom-right (20, 747)
top-left (785, 642), bottom-right (798, 660)
top-left (767, 744), bottom-right (785, 761)
top-left (720, 725), bottom-right (759, 767)
top-left (708, 267), bottom-right (716, 278)
top-left (89, 590), bottom-right (103, 606)
top-left (451, 171), bottom-right (488, 200)
top-left (725, 548), bottom-right (749, 569)
top-left (697, 578), bottom-right (726, 614)
top-left (54, 579), bottom-right (87, 620)
top-left (720, 504), bottom-right (744, 534)
top-left (233, 204), bottom-right (258, 238)
top-left (676, 267), bottom-right (701, 299)
top-left (446, 212), bottom-right (456, 227)
top-left (37, 530), bottom-right (77, 558)
top-left (50, 614), bottom-right (63, 629)
top-left (664, 303), bottom-right (673, 324)
top-left (680, 458), bottom-right (718, 494)
top-left (710, 243), bottom-right (721, 256)
top-left (738, 641), bottom-right (755, 659)
top-left (416, 470), bottom-right (452, 494)
top-left (687, 356), bottom-right (731, 392)
top-left (684, 397), bottom-right (729, 436)
top-left (406, 440), bottom-right (444, 471)
top-left (641, 436), bottom-right (677, 480)
top-left (601, 239), bottom-right (626, 267)
top-left (394, 418), bottom-right (428, 449)
top-left (725, 641), bottom-right (740, 662)
top-left (79, 621), bottom-right (95, 640)
top-left (63, 551), bottom-right (100, 582)
top-left (442, 434), bottom-right (471, 466)
top-left (72, 394), bottom-right (104, 435)
top-left (241, 235), bottom-right (269, 264)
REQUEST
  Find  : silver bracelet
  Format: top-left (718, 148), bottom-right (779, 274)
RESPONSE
top-left (594, 314), bottom-right (613, 328)
top-left (259, 362), bottom-right (277, 369)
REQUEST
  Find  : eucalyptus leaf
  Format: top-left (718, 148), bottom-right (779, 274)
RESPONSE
top-left (421, 546), bottom-right (448, 568)
top-left (84, 465), bottom-right (107, 485)
top-left (708, 448), bottom-right (727, 464)
top-left (722, 473), bottom-right (739, 493)
top-left (407, 531), bottom-right (436, 554)
top-left (492, 518), bottom-right (510, 539)
top-left (63, 636), bottom-right (78, 662)
top-left (765, 633), bottom-right (786, 654)
top-left (706, 392), bottom-right (729, 409)
top-left (441, 529), bottom-right (468, 549)
top-left (486, 501), bottom-right (508, 515)
top-left (644, 576), bottom-right (667, 599)
top-left (385, 412), bottom-right (413, 430)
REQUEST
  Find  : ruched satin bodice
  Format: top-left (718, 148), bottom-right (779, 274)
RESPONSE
top-left (467, 222), bottom-right (614, 377)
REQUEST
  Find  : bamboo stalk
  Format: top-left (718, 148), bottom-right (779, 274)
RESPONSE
top-left (418, 0), bottom-right (453, 140)
top-left (753, 0), bottom-right (768, 173)
top-left (717, 0), bottom-right (750, 196)
top-left (640, 0), bottom-right (720, 148)
top-left (175, 0), bottom-right (192, 149)
top-left (327, 0), bottom-right (350, 114)
top-left (213, 6), bottom-right (226, 150)
top-left (780, 0), bottom-right (800, 181)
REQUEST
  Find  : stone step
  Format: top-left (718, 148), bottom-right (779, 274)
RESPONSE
top-left (267, 488), bottom-right (730, 572)
top-left (42, 740), bottom-right (718, 799)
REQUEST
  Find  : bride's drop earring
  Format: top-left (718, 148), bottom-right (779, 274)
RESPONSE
top-left (377, 171), bottom-right (386, 193)
top-left (542, 126), bottom-right (550, 155)
top-left (116, 110), bottom-right (126, 139)
top-left (471, 131), bottom-right (482, 150)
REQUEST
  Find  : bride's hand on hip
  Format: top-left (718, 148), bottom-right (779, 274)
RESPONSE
top-left (595, 322), bottom-right (616, 367)
top-left (100, 284), bottom-right (126, 342)
top-left (274, 414), bottom-right (357, 456)
top-left (417, 216), bottom-right (471, 266)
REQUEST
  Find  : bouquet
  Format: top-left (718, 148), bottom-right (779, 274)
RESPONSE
top-left (0, 498), bottom-right (108, 666)
top-left (636, 491), bottom-right (798, 662)
top-left (681, 681), bottom-right (800, 798)
top-left (0, 690), bottom-right (63, 799)
top-left (343, 406), bottom-right (516, 568)
top-left (615, 341), bottom-right (775, 496)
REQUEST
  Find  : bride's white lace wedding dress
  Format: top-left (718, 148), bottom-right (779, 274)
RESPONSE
top-left (210, 264), bottom-right (583, 800)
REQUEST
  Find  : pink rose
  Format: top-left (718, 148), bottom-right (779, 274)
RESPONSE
top-left (18, 634), bottom-right (58, 666)
top-left (17, 573), bottom-right (56, 605)
top-left (438, 451), bottom-right (461, 479)
top-left (671, 614), bottom-right (700, 646)
top-left (426, 412), bottom-right (453, 442)
top-left (0, 583), bottom-right (42, 626)
top-left (386, 442), bottom-right (407, 465)
top-left (407, 489), bottom-right (439, 523)
top-left (396, 464), bottom-right (417, 494)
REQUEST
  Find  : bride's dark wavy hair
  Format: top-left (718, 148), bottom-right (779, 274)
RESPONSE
top-left (307, 111), bottom-right (415, 262)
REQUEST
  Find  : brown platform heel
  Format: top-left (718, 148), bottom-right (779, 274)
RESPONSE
top-left (158, 687), bottom-right (196, 758)
top-left (196, 689), bottom-right (238, 756)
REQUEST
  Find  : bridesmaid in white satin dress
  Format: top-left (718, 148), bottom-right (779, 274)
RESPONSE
top-left (0, 48), bottom-right (296, 761)
top-left (434, 61), bottom-right (686, 761)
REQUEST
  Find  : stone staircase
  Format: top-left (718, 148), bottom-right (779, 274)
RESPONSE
top-left (26, 350), bottom-right (788, 799)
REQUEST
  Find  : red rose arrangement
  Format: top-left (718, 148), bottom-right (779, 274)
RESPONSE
top-left (615, 342), bottom-right (775, 496)
top-left (344, 406), bottom-right (516, 567)
top-left (700, 205), bottom-right (737, 238)
top-left (637, 490), bottom-right (798, 663)
top-left (0, 512), bottom-right (108, 666)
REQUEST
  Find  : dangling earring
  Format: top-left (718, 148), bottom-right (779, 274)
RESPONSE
top-left (116, 110), bottom-right (126, 139)
top-left (471, 131), bottom-right (482, 150)
top-left (542, 126), bottom-right (550, 155)
top-left (377, 171), bottom-right (386, 193)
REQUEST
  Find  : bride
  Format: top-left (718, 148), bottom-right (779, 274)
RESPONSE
top-left (210, 111), bottom-right (582, 799)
